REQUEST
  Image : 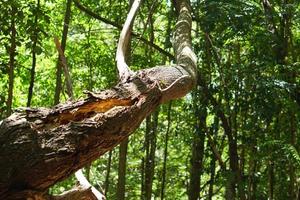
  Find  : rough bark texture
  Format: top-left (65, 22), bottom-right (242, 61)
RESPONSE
top-left (0, 0), bottom-right (196, 198)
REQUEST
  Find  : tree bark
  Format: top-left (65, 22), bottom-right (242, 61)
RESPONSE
top-left (0, 0), bottom-right (197, 198)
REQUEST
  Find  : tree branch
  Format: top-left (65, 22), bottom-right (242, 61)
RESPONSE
top-left (74, 170), bottom-right (105, 200)
top-left (116, 0), bottom-right (141, 81)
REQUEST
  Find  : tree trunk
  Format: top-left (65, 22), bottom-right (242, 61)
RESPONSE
top-left (268, 161), bottom-right (275, 200)
top-left (188, 100), bottom-right (207, 200)
top-left (160, 103), bottom-right (172, 200)
top-left (104, 150), bottom-right (113, 196)
top-left (27, 0), bottom-right (40, 107)
top-left (208, 153), bottom-right (216, 200)
top-left (160, 6), bottom-right (173, 200)
top-left (142, 110), bottom-right (159, 200)
top-left (248, 144), bottom-right (257, 200)
top-left (116, 139), bottom-right (128, 200)
top-left (0, 0), bottom-right (197, 198)
top-left (7, 4), bottom-right (17, 116)
top-left (208, 117), bottom-right (219, 200)
top-left (54, 0), bottom-right (72, 105)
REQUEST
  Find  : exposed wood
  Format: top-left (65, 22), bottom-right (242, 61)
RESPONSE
top-left (55, 34), bottom-right (97, 198)
top-left (0, 0), bottom-right (197, 198)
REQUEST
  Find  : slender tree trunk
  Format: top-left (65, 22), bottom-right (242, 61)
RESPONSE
top-left (188, 10), bottom-right (208, 199)
top-left (142, 117), bottom-right (150, 199)
top-left (188, 104), bottom-right (206, 200)
top-left (268, 161), bottom-right (275, 200)
top-left (208, 152), bottom-right (216, 200)
top-left (104, 150), bottom-right (113, 196)
top-left (208, 117), bottom-right (219, 200)
top-left (142, 109), bottom-right (159, 200)
top-left (141, 156), bottom-right (145, 200)
top-left (286, 1), bottom-right (297, 196)
top-left (289, 85), bottom-right (297, 197)
top-left (116, 138), bottom-right (129, 200)
top-left (248, 146), bottom-right (257, 200)
top-left (234, 43), bottom-right (246, 200)
top-left (7, 5), bottom-right (17, 116)
top-left (160, 7), bottom-right (173, 200)
top-left (160, 102), bottom-right (172, 200)
top-left (54, 0), bottom-right (72, 105)
top-left (27, 0), bottom-right (40, 107)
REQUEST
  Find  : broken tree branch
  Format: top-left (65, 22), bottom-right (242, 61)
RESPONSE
top-left (56, 35), bottom-right (103, 199)
top-left (74, 169), bottom-right (105, 200)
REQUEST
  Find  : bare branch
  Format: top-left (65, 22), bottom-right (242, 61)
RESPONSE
top-left (75, 170), bottom-right (106, 200)
top-left (116, 0), bottom-right (142, 81)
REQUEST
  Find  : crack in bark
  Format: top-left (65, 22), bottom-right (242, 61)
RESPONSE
top-left (45, 98), bottom-right (134, 127)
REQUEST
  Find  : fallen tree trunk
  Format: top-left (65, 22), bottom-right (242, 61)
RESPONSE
top-left (0, 0), bottom-right (196, 199)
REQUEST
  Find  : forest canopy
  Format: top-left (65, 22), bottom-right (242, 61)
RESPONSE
top-left (0, 0), bottom-right (300, 199)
